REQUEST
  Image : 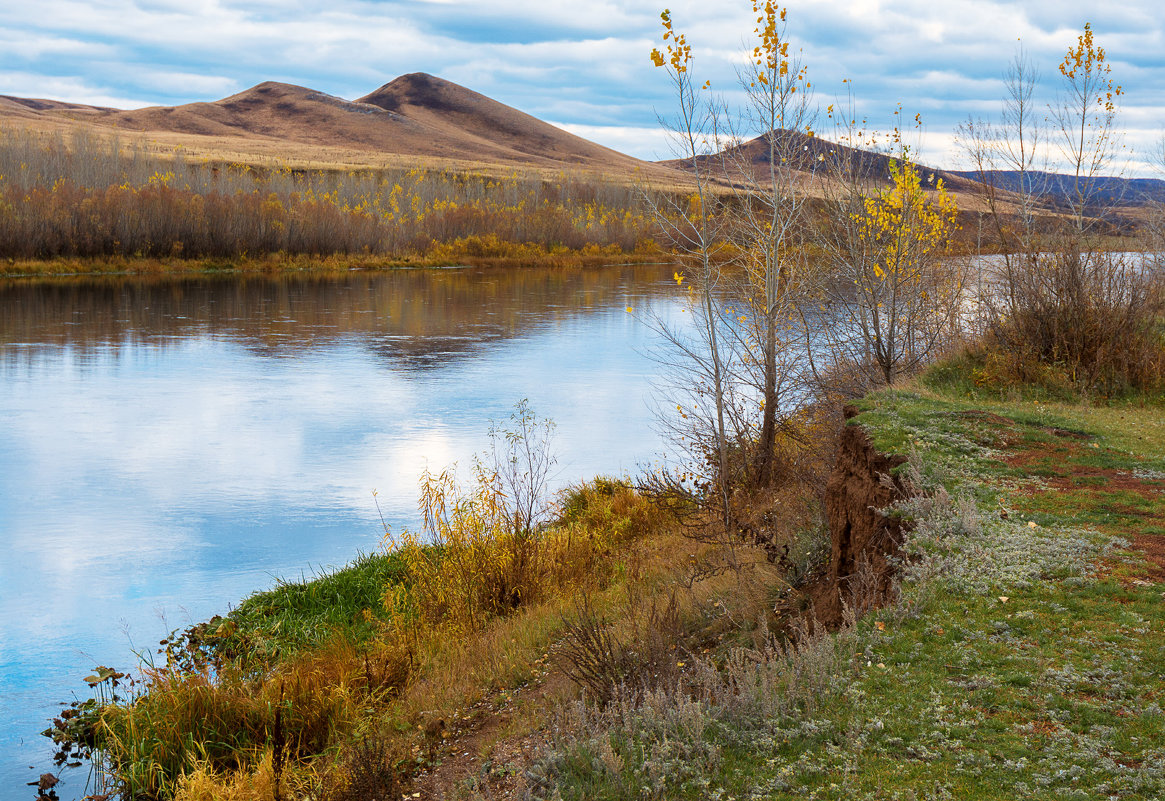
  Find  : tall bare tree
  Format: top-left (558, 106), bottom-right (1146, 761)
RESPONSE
top-left (723, 1), bottom-right (816, 486)
top-left (645, 9), bottom-right (737, 532)
top-left (957, 46), bottom-right (1048, 329)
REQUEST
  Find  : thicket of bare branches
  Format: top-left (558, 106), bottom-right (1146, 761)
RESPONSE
top-left (0, 128), bottom-right (654, 259)
top-left (643, 4), bottom-right (966, 554)
top-left (958, 29), bottom-right (1164, 393)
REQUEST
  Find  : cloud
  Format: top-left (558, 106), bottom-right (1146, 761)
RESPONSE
top-left (126, 71), bottom-right (241, 96)
top-left (547, 121), bottom-right (672, 160)
top-left (0, 0), bottom-right (1163, 172)
top-left (0, 72), bottom-right (154, 108)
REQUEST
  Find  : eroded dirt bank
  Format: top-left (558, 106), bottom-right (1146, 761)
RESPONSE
top-left (802, 404), bottom-right (910, 627)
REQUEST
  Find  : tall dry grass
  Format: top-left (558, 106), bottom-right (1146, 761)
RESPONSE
top-left (68, 476), bottom-right (663, 801)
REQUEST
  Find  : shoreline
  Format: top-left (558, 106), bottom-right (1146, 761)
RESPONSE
top-left (0, 251), bottom-right (667, 280)
top-left (46, 384), bottom-right (1165, 800)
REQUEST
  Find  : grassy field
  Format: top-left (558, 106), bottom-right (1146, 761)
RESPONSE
top-left (535, 384), bottom-right (1165, 801)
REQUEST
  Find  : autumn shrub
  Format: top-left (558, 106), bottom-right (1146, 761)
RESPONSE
top-left (931, 249), bottom-right (1165, 400)
top-left (174, 749), bottom-right (282, 801)
top-left (310, 734), bottom-right (408, 801)
top-left (0, 129), bottom-right (659, 260)
top-left (388, 462), bottom-right (539, 634)
top-left (91, 631), bottom-right (409, 800)
top-left (59, 400), bottom-right (669, 800)
top-left (388, 468), bottom-right (655, 637)
top-left (993, 248), bottom-right (1165, 395)
top-left (554, 591), bottom-right (683, 706)
top-left (556, 476), bottom-right (652, 537)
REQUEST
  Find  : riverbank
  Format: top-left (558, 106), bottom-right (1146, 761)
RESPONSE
top-left (2, 263), bottom-right (685, 797)
top-left (43, 363), bottom-right (1165, 800)
top-left (0, 247), bottom-right (665, 279)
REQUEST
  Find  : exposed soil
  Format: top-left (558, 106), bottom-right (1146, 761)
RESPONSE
top-left (998, 422), bottom-right (1165, 579)
top-left (800, 405), bottom-right (910, 628)
top-left (411, 671), bottom-right (571, 800)
top-left (1130, 533), bottom-right (1165, 580)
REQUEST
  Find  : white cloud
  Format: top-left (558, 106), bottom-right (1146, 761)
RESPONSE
top-left (0, 0), bottom-right (1162, 173)
top-left (0, 73), bottom-right (153, 108)
top-left (129, 71), bottom-right (240, 96)
top-left (547, 121), bottom-right (672, 160)
top-left (0, 32), bottom-right (117, 60)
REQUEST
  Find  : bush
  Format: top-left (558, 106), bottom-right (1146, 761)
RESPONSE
top-left (990, 248), bottom-right (1165, 395)
top-left (554, 592), bottom-right (683, 706)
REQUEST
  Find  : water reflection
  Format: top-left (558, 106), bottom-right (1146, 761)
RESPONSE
top-left (0, 265), bottom-right (672, 367)
top-left (0, 265), bottom-right (680, 797)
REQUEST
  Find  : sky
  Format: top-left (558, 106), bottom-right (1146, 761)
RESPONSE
top-left (1, 0), bottom-right (1164, 175)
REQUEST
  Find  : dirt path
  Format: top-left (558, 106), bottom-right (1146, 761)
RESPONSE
top-left (411, 672), bottom-right (571, 800)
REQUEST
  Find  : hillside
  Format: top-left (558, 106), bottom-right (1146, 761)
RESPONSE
top-left (0, 74), bottom-right (662, 178)
top-left (658, 128), bottom-right (982, 191)
top-left (661, 128), bottom-right (1165, 225)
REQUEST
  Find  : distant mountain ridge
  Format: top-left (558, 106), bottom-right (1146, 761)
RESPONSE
top-left (0, 73), bottom-right (652, 175)
top-left (3, 77), bottom-right (1158, 210)
top-left (946, 170), bottom-right (1165, 207)
top-left (661, 129), bottom-right (1159, 212)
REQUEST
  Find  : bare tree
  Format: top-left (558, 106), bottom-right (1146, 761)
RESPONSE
top-left (957, 46), bottom-right (1049, 331)
top-left (721, 1), bottom-right (817, 486)
top-left (645, 10), bottom-right (737, 533)
top-left (487, 398), bottom-right (556, 540)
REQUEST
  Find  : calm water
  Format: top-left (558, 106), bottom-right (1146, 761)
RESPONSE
top-left (0, 265), bottom-right (681, 796)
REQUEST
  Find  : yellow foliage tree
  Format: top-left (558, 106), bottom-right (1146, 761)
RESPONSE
top-left (646, 8), bottom-right (737, 534)
top-left (839, 159), bottom-right (962, 385)
top-left (731, 1), bottom-right (815, 487)
top-left (1054, 22), bottom-right (1123, 233)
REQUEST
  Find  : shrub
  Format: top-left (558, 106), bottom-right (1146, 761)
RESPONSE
top-left (990, 248), bottom-right (1165, 395)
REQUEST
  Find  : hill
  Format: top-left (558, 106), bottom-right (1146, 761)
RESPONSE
top-left (657, 128), bottom-right (989, 208)
top-left (661, 128), bottom-right (1161, 222)
top-left (0, 74), bottom-right (660, 178)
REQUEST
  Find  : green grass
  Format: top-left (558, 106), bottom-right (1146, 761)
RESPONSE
top-left (543, 370), bottom-right (1165, 801)
top-left (162, 551), bottom-right (410, 673)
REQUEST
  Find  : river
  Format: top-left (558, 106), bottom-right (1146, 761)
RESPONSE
top-left (0, 264), bottom-right (682, 797)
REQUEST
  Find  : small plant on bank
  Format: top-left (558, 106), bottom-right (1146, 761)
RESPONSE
top-left (387, 401), bottom-right (561, 634)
